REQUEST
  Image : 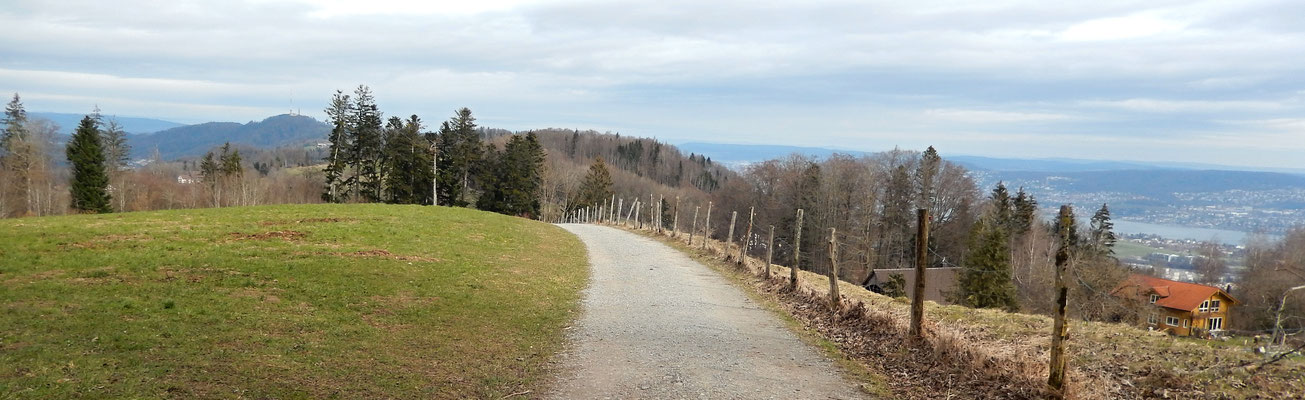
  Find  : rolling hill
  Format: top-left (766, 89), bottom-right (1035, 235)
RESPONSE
top-left (0, 204), bottom-right (587, 398)
top-left (129, 114), bottom-right (329, 160)
top-left (29, 112), bottom-right (186, 135)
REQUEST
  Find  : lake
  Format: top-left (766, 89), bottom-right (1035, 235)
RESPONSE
top-left (1111, 220), bottom-right (1279, 245)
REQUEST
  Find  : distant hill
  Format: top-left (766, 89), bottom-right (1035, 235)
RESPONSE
top-left (129, 114), bottom-right (329, 160)
top-left (30, 112), bottom-right (187, 135)
top-left (678, 142), bottom-right (1305, 175)
top-left (676, 142), bottom-right (851, 168)
top-left (979, 169), bottom-right (1305, 200)
top-left (946, 156), bottom-right (1167, 173)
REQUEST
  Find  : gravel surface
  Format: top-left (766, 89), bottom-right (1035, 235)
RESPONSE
top-left (548, 224), bottom-right (873, 400)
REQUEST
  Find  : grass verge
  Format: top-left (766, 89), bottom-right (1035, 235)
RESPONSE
top-left (615, 222), bottom-right (1304, 399)
top-left (0, 204), bottom-right (588, 399)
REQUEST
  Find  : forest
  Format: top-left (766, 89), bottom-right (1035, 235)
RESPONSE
top-left (1, 88), bottom-right (1302, 338)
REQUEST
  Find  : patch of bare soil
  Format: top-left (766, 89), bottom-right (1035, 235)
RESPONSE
top-left (259, 217), bottom-right (354, 226)
top-left (337, 249), bottom-right (441, 263)
top-left (62, 234), bottom-right (150, 249)
top-left (229, 230), bottom-right (307, 241)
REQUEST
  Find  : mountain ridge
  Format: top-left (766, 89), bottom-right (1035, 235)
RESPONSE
top-left (676, 142), bottom-right (1305, 175)
top-left (29, 112), bottom-right (187, 135)
top-left (129, 114), bottom-right (328, 160)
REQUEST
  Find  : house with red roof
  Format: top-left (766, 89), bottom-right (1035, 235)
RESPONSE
top-left (1112, 274), bottom-right (1237, 337)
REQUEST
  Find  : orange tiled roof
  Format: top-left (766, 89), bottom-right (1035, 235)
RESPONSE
top-left (1113, 274), bottom-right (1237, 312)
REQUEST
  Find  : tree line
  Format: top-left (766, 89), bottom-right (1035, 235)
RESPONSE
top-left (319, 85), bottom-right (547, 218)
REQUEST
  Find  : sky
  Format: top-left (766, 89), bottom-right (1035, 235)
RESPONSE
top-left (2, 0), bottom-right (1303, 168)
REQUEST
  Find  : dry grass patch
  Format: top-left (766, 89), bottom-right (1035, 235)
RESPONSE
top-left (625, 223), bottom-right (1304, 399)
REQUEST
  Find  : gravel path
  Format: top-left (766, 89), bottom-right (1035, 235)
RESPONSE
top-left (548, 224), bottom-right (873, 400)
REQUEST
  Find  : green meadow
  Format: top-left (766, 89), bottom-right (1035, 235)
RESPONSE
top-left (0, 204), bottom-right (587, 399)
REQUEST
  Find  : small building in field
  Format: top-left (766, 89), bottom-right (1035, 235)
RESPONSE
top-left (1112, 274), bottom-right (1237, 337)
top-left (861, 267), bottom-right (961, 305)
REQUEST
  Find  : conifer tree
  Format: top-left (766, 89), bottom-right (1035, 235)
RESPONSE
top-left (957, 218), bottom-right (1018, 311)
top-left (2, 93), bottom-right (32, 214)
top-left (100, 119), bottom-right (130, 171)
top-left (349, 85), bottom-right (384, 202)
top-left (382, 115), bottom-right (431, 204)
top-left (66, 115), bottom-right (112, 213)
top-left (1088, 203), bottom-right (1117, 255)
top-left (990, 181), bottom-right (1012, 231)
top-left (436, 108), bottom-right (482, 207)
top-left (200, 151), bottom-right (219, 204)
top-left (573, 157), bottom-right (613, 211)
top-left (878, 164), bottom-right (914, 268)
top-left (915, 146), bottom-right (941, 209)
top-left (322, 90), bottom-right (352, 203)
top-left (1011, 187), bottom-right (1037, 237)
top-left (497, 132), bottom-right (546, 217)
top-left (2, 93), bottom-right (28, 156)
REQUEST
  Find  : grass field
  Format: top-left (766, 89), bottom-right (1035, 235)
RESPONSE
top-left (0, 204), bottom-right (588, 399)
top-left (1113, 240), bottom-right (1163, 259)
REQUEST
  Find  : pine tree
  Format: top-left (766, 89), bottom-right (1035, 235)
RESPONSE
top-left (915, 146), bottom-right (941, 209)
top-left (66, 115), bottom-right (112, 213)
top-left (200, 151), bottom-right (220, 205)
top-left (1088, 203), bottom-right (1117, 256)
top-left (878, 164), bottom-right (914, 268)
top-left (957, 219), bottom-right (1018, 311)
top-left (220, 144), bottom-right (245, 206)
top-left (1, 93), bottom-right (27, 156)
top-left (322, 90), bottom-right (352, 203)
top-left (382, 115), bottom-right (431, 204)
top-left (990, 182), bottom-right (1013, 231)
top-left (1011, 187), bottom-right (1037, 237)
top-left (436, 108), bottom-right (482, 207)
top-left (2, 93), bottom-right (32, 215)
top-left (349, 85), bottom-right (384, 202)
top-left (475, 143), bottom-right (506, 212)
top-left (573, 157), bottom-right (613, 211)
top-left (101, 119), bottom-right (130, 171)
top-left (497, 132), bottom-right (546, 217)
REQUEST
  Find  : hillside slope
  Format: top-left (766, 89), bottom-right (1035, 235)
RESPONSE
top-left (29, 112), bottom-right (187, 135)
top-left (0, 204), bottom-right (587, 398)
top-left (129, 114), bottom-right (329, 160)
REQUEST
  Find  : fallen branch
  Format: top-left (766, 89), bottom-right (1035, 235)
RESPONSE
top-left (1251, 341), bottom-right (1305, 376)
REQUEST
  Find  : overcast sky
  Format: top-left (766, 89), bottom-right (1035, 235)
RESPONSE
top-left (3, 0), bottom-right (1303, 168)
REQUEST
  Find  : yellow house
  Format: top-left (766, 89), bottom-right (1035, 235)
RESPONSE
top-left (1113, 274), bottom-right (1237, 337)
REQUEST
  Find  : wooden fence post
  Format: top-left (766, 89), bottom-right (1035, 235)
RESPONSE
top-left (690, 206), bottom-right (699, 245)
top-left (791, 208), bottom-right (804, 289)
top-left (727, 211), bottom-right (738, 250)
top-left (672, 196), bottom-right (680, 237)
top-left (634, 202), bottom-right (641, 229)
top-left (910, 209), bottom-right (929, 339)
top-left (610, 195), bottom-right (616, 222)
top-left (828, 227), bottom-right (840, 308)
top-left (649, 194), bottom-right (657, 231)
top-left (617, 198), bottom-right (624, 225)
top-left (657, 195), bottom-right (664, 233)
top-left (702, 202), bottom-right (713, 250)
top-left (1048, 205), bottom-right (1073, 397)
top-left (766, 225), bottom-right (775, 277)
top-left (738, 207), bottom-right (754, 266)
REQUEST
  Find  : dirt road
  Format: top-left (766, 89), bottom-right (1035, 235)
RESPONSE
top-left (548, 224), bottom-right (872, 399)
